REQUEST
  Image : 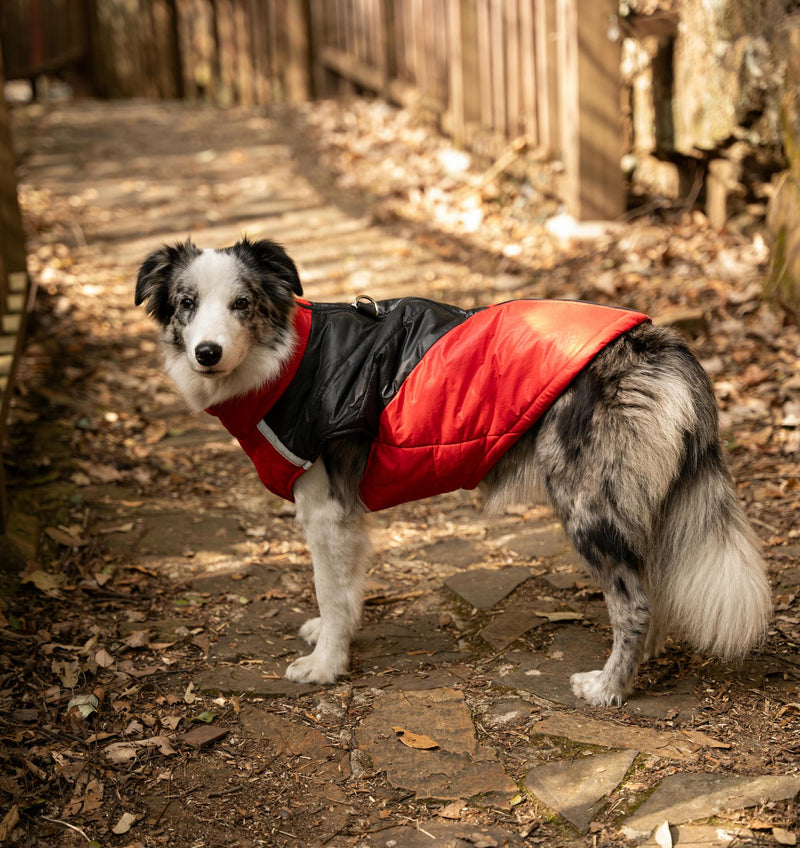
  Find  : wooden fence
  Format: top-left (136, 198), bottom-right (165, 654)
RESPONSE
top-left (0, 0), bottom-right (87, 81)
top-left (0, 46), bottom-right (34, 532)
top-left (1, 0), bottom-right (625, 218)
top-left (77, 0), bottom-right (623, 220)
top-left (311, 0), bottom-right (623, 218)
top-left (86, 0), bottom-right (313, 104)
top-left (314, 0), bottom-right (559, 152)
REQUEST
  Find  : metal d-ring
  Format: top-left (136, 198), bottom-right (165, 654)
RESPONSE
top-left (352, 294), bottom-right (380, 318)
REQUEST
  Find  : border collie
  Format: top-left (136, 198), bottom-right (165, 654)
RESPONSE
top-left (135, 237), bottom-right (771, 707)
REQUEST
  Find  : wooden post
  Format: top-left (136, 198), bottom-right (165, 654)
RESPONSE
top-left (286, 0), bottom-right (312, 101)
top-left (309, 0), bottom-right (330, 97)
top-left (447, 0), bottom-right (480, 144)
top-left (380, 0), bottom-right (397, 98)
top-left (534, 0), bottom-right (558, 154)
top-left (519, 0), bottom-right (537, 143)
top-left (557, 0), bottom-right (624, 220)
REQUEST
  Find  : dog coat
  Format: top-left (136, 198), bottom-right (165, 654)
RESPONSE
top-left (206, 297), bottom-right (649, 511)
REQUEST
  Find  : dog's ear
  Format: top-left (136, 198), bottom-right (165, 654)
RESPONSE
top-left (230, 237), bottom-right (303, 297)
top-left (136, 240), bottom-right (201, 322)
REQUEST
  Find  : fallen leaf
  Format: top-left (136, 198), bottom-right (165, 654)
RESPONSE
top-left (774, 828), bottom-right (797, 846)
top-left (52, 658), bottom-right (81, 688)
top-left (392, 726), bottom-right (440, 750)
top-left (67, 694), bottom-right (99, 719)
top-left (531, 610), bottom-right (583, 622)
top-left (104, 735), bottom-right (176, 763)
top-left (98, 522), bottom-right (135, 534)
top-left (681, 730), bottom-right (731, 749)
top-left (180, 725), bottom-right (228, 748)
top-left (123, 630), bottom-right (151, 649)
top-left (22, 568), bottom-right (66, 594)
top-left (112, 811), bottom-right (137, 835)
top-left (86, 464), bottom-right (123, 483)
top-left (82, 778), bottom-right (104, 814)
top-left (184, 681), bottom-right (197, 704)
top-left (104, 741), bottom-right (138, 764)
top-left (45, 526), bottom-right (89, 547)
top-left (438, 799), bottom-right (466, 819)
top-left (95, 648), bottom-right (115, 668)
top-left (151, 735), bottom-right (177, 756)
top-left (144, 420), bottom-right (168, 444)
top-left (654, 820), bottom-right (673, 848)
top-left (0, 805), bottom-right (19, 841)
top-left (194, 710), bottom-right (216, 724)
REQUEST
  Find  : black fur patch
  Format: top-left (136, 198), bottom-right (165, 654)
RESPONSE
top-left (224, 237), bottom-right (302, 297)
top-left (574, 518), bottom-right (643, 572)
top-left (135, 239), bottom-right (201, 324)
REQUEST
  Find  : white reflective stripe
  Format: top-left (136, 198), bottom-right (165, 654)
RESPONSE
top-left (256, 419), bottom-right (312, 469)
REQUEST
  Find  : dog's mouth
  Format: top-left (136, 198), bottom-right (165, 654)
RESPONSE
top-left (193, 365), bottom-right (227, 377)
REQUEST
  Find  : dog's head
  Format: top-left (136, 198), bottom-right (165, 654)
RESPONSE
top-left (136, 237), bottom-right (302, 407)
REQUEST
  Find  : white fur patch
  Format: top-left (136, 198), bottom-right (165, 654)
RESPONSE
top-left (182, 250), bottom-right (249, 374)
top-left (164, 249), bottom-right (297, 410)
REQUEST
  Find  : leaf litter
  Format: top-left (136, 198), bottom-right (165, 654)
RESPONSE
top-left (0, 96), bottom-right (798, 846)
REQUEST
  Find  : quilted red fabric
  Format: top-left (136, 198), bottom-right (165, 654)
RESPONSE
top-left (207, 298), bottom-right (649, 511)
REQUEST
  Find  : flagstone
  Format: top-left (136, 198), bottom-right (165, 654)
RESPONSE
top-left (495, 626), bottom-right (609, 706)
top-left (444, 565), bottom-right (531, 609)
top-left (525, 749), bottom-right (638, 832)
top-left (623, 772), bottom-right (800, 838)
top-left (355, 687), bottom-right (517, 802)
top-left (532, 712), bottom-right (700, 760)
top-left (642, 824), bottom-right (754, 847)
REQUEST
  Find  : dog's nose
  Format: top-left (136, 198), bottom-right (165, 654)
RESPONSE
top-left (195, 341), bottom-right (223, 367)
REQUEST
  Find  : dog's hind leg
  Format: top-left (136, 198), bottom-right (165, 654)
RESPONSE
top-left (286, 460), bottom-right (369, 684)
top-left (567, 533), bottom-right (651, 706)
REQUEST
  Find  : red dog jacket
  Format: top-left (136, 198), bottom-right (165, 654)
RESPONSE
top-left (207, 298), bottom-right (649, 511)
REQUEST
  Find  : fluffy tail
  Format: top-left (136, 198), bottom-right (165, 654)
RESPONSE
top-left (649, 450), bottom-right (772, 660)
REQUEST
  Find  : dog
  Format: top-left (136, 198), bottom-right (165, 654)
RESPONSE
top-left (135, 237), bottom-right (772, 707)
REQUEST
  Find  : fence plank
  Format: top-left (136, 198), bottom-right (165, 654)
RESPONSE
top-left (558, 0), bottom-right (624, 219)
top-left (506, 0), bottom-right (520, 137)
top-left (380, 0), bottom-right (397, 94)
top-left (534, 0), bottom-right (558, 154)
top-left (285, 0), bottom-right (311, 100)
top-left (519, 0), bottom-right (537, 142)
top-left (477, 0), bottom-right (491, 127)
top-left (233, 0), bottom-right (254, 105)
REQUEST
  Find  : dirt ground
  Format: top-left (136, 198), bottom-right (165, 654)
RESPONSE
top-left (1, 96), bottom-right (799, 848)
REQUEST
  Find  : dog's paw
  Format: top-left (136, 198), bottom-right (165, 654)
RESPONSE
top-left (570, 670), bottom-right (625, 707)
top-left (285, 651), bottom-right (347, 685)
top-left (298, 617), bottom-right (322, 645)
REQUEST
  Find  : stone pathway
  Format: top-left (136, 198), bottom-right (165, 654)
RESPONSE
top-left (7, 99), bottom-right (799, 847)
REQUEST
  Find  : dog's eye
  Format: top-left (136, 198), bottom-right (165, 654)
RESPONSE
top-left (179, 296), bottom-right (195, 311)
top-left (232, 296), bottom-right (250, 311)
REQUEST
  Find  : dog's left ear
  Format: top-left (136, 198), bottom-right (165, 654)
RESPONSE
top-left (136, 239), bottom-right (201, 322)
top-left (229, 237), bottom-right (303, 297)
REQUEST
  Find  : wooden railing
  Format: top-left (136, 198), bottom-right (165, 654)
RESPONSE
top-left (0, 48), bottom-right (32, 532)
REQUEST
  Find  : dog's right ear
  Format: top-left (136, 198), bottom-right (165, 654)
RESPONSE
top-left (136, 240), bottom-right (200, 323)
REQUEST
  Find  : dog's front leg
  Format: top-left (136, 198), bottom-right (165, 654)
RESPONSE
top-left (286, 462), bottom-right (369, 684)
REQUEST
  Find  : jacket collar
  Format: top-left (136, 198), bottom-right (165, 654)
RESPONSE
top-left (205, 301), bottom-right (313, 439)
